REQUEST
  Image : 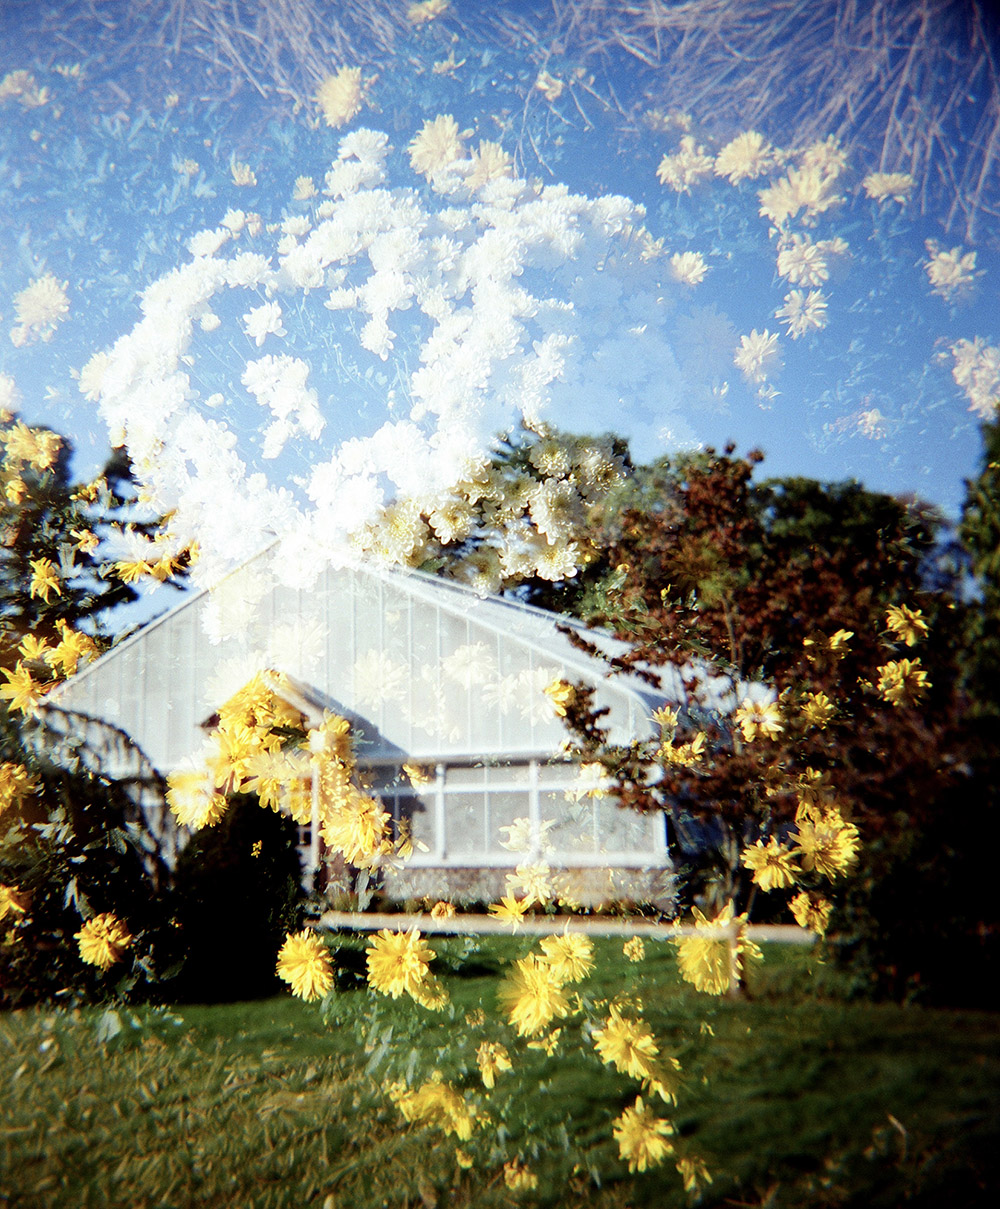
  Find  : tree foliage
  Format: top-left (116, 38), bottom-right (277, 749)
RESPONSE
top-left (0, 415), bottom-right (193, 1005)
top-left (541, 440), bottom-right (993, 1004)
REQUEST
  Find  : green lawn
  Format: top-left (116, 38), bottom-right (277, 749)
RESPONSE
top-left (1, 937), bottom-right (997, 1208)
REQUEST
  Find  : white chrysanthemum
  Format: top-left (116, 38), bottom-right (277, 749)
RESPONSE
top-left (188, 227), bottom-right (230, 258)
top-left (924, 240), bottom-right (978, 302)
top-left (315, 67), bottom-right (363, 129)
top-left (950, 337), bottom-right (1000, 419)
top-left (527, 478), bottom-right (585, 543)
top-left (734, 329), bottom-right (781, 384)
top-left (670, 251), bottom-right (708, 286)
top-left (774, 289), bottom-right (828, 339)
top-left (862, 172), bottom-right (914, 204)
top-left (243, 302), bottom-right (287, 347)
top-left (656, 136), bottom-right (713, 191)
top-left (776, 235), bottom-right (828, 286)
top-left (82, 124), bottom-right (693, 591)
top-left (221, 208), bottom-right (247, 233)
top-left (12, 273), bottom-right (69, 341)
top-left (714, 131), bottom-right (776, 184)
top-left (409, 114), bottom-right (465, 179)
top-left (465, 140), bottom-right (513, 190)
top-left (442, 643), bottom-right (497, 690)
top-left (352, 649), bottom-right (409, 706)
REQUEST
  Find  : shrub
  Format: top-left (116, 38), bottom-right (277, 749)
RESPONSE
top-left (170, 794), bottom-right (306, 1002)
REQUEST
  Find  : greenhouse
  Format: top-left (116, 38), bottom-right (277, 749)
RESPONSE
top-left (49, 550), bottom-right (729, 906)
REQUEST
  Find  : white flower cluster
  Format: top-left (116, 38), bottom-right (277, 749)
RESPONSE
top-left (80, 125), bottom-right (691, 600)
top-left (950, 338), bottom-right (1000, 419)
top-left (352, 428), bottom-right (627, 595)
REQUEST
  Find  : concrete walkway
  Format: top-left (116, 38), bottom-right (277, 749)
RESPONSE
top-left (319, 910), bottom-right (816, 944)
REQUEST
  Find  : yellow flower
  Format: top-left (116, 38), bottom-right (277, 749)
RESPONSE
top-left (539, 933), bottom-right (595, 983)
top-left (652, 705), bottom-right (679, 730)
top-left (321, 792), bottom-right (390, 868)
top-left (275, 929), bottom-right (334, 1001)
top-left (526, 1028), bottom-right (562, 1055)
top-left (18, 634), bottom-right (49, 662)
top-left (75, 912), bottom-right (132, 970)
top-left (801, 691), bottom-right (836, 728)
top-left (741, 837), bottom-right (800, 892)
top-left (613, 1097), bottom-right (675, 1173)
top-left (503, 1160), bottom-right (538, 1192)
top-left (487, 894), bottom-right (528, 930)
top-left (659, 731), bottom-right (706, 766)
top-left (429, 899), bottom-right (456, 919)
top-left (366, 928), bottom-right (436, 1002)
top-left (0, 883), bottom-right (29, 923)
top-left (803, 628), bottom-right (853, 661)
top-left (592, 1005), bottom-right (660, 1080)
top-left (315, 66), bottom-right (363, 129)
top-left (885, 605), bottom-right (929, 647)
top-left (29, 558), bottom-right (61, 603)
top-left (0, 761), bottom-right (39, 814)
top-left (672, 902), bottom-right (760, 995)
top-left (47, 624), bottom-right (97, 677)
top-left (733, 696), bottom-right (783, 742)
top-left (476, 1040), bottom-right (512, 1089)
top-left (789, 891), bottom-right (833, 935)
top-left (389, 1072), bottom-right (475, 1139)
top-left (623, 936), bottom-right (645, 963)
top-left (5, 477), bottom-right (26, 503)
top-left (676, 1155), bottom-right (713, 1196)
top-left (1, 662), bottom-right (47, 717)
top-left (2, 420), bottom-right (62, 469)
top-left (876, 658), bottom-right (930, 708)
top-left (793, 803), bottom-right (860, 879)
top-left (497, 953), bottom-right (571, 1036)
top-left (71, 528), bottom-right (100, 555)
top-left (505, 862), bottom-right (553, 907)
top-left (115, 558), bottom-right (153, 585)
top-left (543, 679), bottom-right (576, 717)
top-left (403, 761), bottom-right (434, 788)
top-left (166, 766), bottom-right (228, 829)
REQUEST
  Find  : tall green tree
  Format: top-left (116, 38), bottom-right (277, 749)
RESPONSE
top-left (958, 417), bottom-right (1000, 722)
top-left (0, 415), bottom-right (190, 1006)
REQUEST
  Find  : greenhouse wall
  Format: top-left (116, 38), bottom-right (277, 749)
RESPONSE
top-left (50, 552), bottom-right (715, 902)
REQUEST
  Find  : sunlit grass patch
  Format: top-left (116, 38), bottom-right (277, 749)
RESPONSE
top-left (1, 940), bottom-right (997, 1208)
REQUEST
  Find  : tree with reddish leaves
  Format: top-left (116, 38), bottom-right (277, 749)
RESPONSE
top-left (548, 442), bottom-right (994, 1002)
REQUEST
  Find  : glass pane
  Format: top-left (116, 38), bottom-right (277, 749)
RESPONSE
top-left (396, 793), bottom-right (436, 850)
top-left (540, 789), bottom-right (598, 855)
top-left (485, 790), bottom-right (532, 854)
top-left (536, 763), bottom-right (582, 790)
top-left (484, 762), bottom-right (531, 787)
top-left (596, 801), bottom-right (656, 853)
top-left (445, 791), bottom-right (485, 855)
top-left (445, 765), bottom-right (486, 788)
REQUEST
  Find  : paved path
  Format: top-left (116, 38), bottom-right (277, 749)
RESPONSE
top-left (319, 911), bottom-right (816, 944)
